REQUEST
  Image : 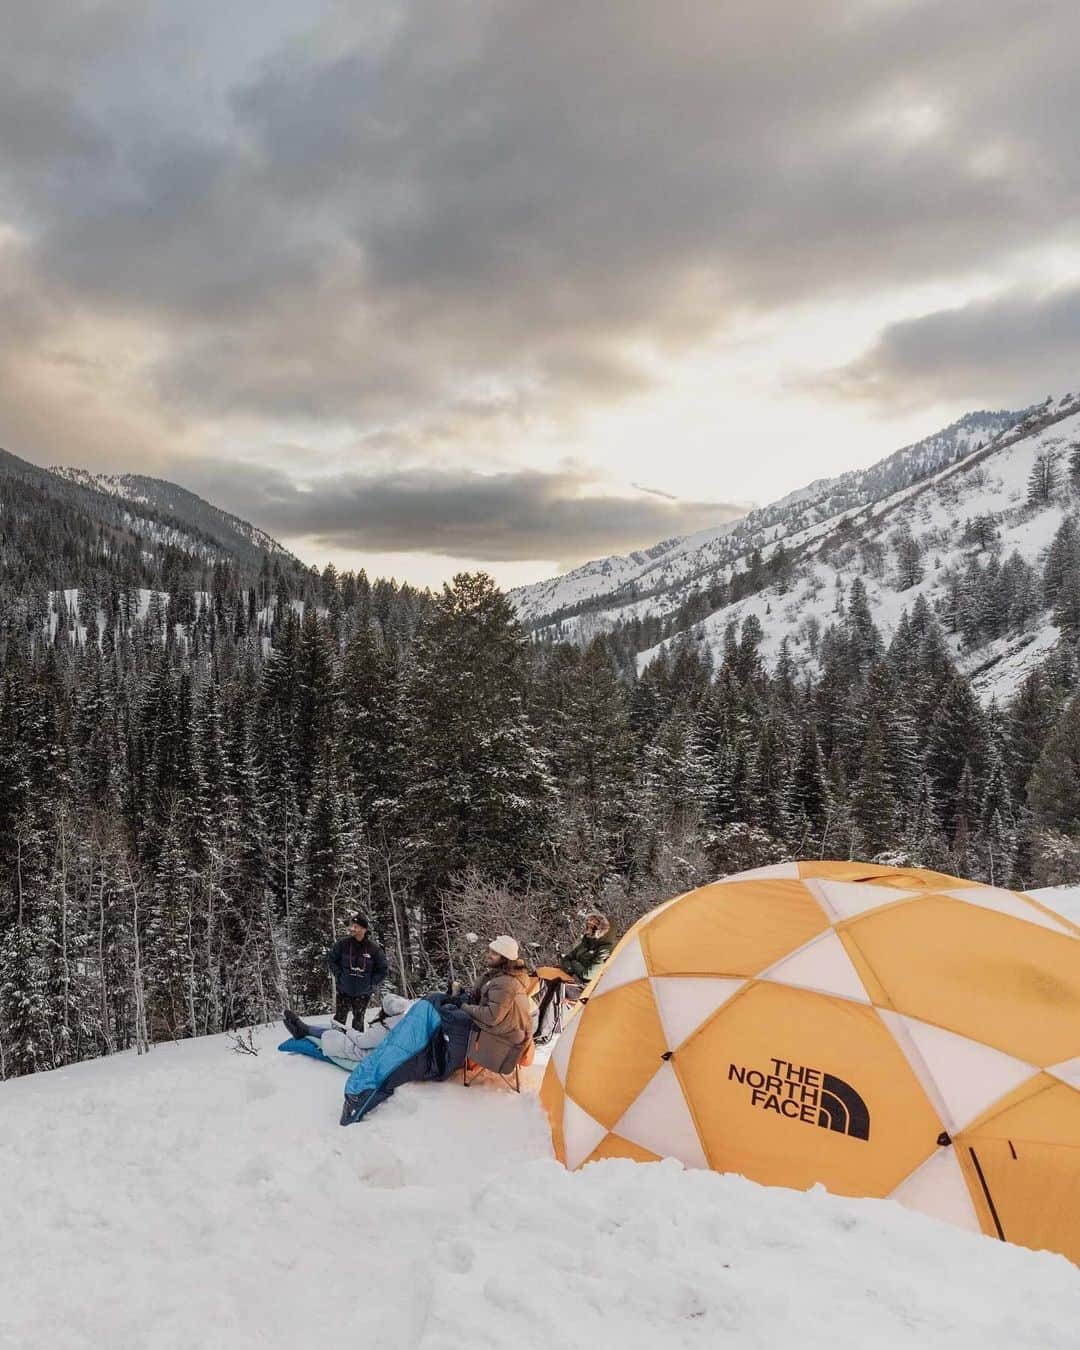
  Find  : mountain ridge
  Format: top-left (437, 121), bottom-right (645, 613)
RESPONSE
top-left (511, 406), bottom-right (1024, 633)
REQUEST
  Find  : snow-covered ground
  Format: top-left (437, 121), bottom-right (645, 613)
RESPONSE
top-left (3, 1007), bottom-right (1080, 1348)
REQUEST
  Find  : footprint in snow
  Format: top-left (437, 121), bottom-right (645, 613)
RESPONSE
top-left (245, 1074), bottom-right (276, 1103)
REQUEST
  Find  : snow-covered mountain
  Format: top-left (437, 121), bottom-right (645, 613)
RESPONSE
top-left (50, 466), bottom-right (294, 568)
top-left (511, 398), bottom-right (1080, 701)
top-left (512, 408), bottom-right (1021, 632)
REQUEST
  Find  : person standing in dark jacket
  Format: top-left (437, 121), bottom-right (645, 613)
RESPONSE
top-left (327, 915), bottom-right (388, 1030)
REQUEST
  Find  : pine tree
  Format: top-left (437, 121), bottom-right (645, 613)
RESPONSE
top-left (290, 751), bottom-right (352, 1009)
top-left (398, 574), bottom-right (556, 957)
top-left (894, 530), bottom-right (924, 590)
top-left (788, 716), bottom-right (830, 848)
top-left (1028, 692), bottom-right (1080, 835)
top-left (746, 718), bottom-right (789, 842)
top-left (144, 816), bottom-right (201, 1040)
top-left (1043, 515), bottom-right (1080, 611)
top-left (293, 605), bottom-right (336, 809)
top-left (846, 577), bottom-right (883, 674)
top-left (1028, 450), bottom-right (1058, 505)
top-left (928, 677), bottom-right (987, 831)
top-left (1007, 670), bottom-right (1062, 800)
top-left (340, 625), bottom-right (400, 824)
top-left (1070, 442), bottom-right (1080, 492)
top-left (850, 717), bottom-right (897, 858)
top-left (903, 773), bottom-right (950, 871)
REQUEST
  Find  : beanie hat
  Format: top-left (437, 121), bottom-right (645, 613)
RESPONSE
top-left (489, 935), bottom-right (519, 962)
top-left (350, 914), bottom-right (371, 930)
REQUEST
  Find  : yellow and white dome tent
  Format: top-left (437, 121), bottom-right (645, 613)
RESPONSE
top-left (540, 861), bottom-right (1080, 1265)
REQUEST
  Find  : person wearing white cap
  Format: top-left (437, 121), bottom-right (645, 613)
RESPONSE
top-left (459, 935), bottom-right (535, 1074)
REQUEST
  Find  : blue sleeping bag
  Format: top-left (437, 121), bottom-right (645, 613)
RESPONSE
top-left (340, 996), bottom-right (473, 1125)
top-left (277, 995), bottom-right (473, 1125)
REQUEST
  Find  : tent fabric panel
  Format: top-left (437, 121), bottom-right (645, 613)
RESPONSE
top-left (889, 1148), bottom-right (984, 1235)
top-left (565, 978), bottom-right (668, 1130)
top-left (843, 896), bottom-right (1080, 1065)
top-left (642, 879), bottom-right (829, 978)
top-left (612, 1061), bottom-right (709, 1170)
top-left (650, 976), bottom-right (746, 1050)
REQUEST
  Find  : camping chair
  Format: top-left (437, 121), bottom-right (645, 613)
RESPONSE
top-left (462, 1037), bottom-right (534, 1093)
top-left (535, 968), bottom-right (583, 1042)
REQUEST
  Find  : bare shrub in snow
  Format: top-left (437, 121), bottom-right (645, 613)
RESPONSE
top-left (1029, 830), bottom-right (1080, 888)
top-left (702, 822), bottom-right (787, 879)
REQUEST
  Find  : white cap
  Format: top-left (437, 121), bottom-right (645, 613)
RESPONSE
top-left (488, 935), bottom-right (519, 961)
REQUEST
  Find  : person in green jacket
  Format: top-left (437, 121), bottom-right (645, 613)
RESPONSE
top-left (535, 913), bottom-right (613, 1043)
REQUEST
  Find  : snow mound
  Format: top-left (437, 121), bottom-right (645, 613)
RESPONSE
top-left (1, 1026), bottom-right (1078, 1349)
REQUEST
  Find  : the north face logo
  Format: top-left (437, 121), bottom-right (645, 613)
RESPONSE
top-left (728, 1057), bottom-right (871, 1141)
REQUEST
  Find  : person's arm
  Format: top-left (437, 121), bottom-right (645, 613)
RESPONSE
top-left (561, 939), bottom-right (589, 982)
top-left (327, 939), bottom-right (343, 980)
top-left (578, 940), bottom-right (613, 983)
top-left (371, 942), bottom-right (389, 986)
top-left (461, 977), bottom-right (516, 1032)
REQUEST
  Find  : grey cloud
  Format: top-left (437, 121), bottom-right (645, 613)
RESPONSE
top-left (180, 460), bottom-right (742, 567)
top-left (6, 0), bottom-right (1080, 431)
top-left (824, 285), bottom-right (1080, 405)
top-left (2, 0), bottom-right (1080, 491)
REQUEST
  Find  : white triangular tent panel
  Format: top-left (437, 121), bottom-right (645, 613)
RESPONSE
top-left (881, 1011), bottom-right (1039, 1133)
top-left (890, 1149), bottom-right (982, 1234)
top-left (593, 935), bottom-right (648, 997)
top-left (549, 1009), bottom-right (583, 1086)
top-left (613, 1062), bottom-right (709, 1169)
top-left (650, 977), bottom-right (745, 1050)
top-left (759, 930), bottom-right (870, 1003)
top-left (562, 1096), bottom-right (609, 1171)
top-left (807, 878), bottom-right (922, 922)
top-left (940, 886), bottom-right (1078, 938)
top-left (716, 863), bottom-right (800, 884)
top-left (1047, 1056), bottom-right (1080, 1090)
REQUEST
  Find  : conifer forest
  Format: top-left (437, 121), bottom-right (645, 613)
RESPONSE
top-left (4, 464), bottom-right (1080, 1079)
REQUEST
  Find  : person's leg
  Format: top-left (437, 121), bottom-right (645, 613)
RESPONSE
top-left (283, 1008), bottom-right (317, 1040)
top-left (334, 989), bottom-right (351, 1026)
top-left (347, 994), bottom-right (369, 1030)
top-left (535, 980), bottom-right (562, 1042)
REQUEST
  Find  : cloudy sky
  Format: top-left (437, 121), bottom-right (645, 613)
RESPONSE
top-left (3, 0), bottom-right (1079, 586)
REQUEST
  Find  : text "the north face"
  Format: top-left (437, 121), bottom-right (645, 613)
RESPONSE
top-left (728, 1057), bottom-right (871, 1141)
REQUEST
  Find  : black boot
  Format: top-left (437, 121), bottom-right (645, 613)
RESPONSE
top-left (341, 1092), bottom-right (368, 1126)
top-left (283, 1008), bottom-right (311, 1040)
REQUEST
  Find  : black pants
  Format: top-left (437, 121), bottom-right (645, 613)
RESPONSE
top-left (334, 991), bottom-right (370, 1029)
top-left (535, 980), bottom-right (564, 1040)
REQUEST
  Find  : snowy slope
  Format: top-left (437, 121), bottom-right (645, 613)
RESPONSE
top-left (52, 467), bottom-right (294, 566)
top-left (634, 394), bottom-right (1080, 700)
top-left (2, 1024), bottom-right (1079, 1348)
top-left (511, 409), bottom-right (1021, 630)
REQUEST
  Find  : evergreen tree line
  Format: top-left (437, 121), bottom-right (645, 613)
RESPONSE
top-left (5, 549), bottom-right (1080, 1080)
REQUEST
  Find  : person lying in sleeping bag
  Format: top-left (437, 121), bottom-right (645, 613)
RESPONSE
top-left (283, 992), bottom-right (411, 1062)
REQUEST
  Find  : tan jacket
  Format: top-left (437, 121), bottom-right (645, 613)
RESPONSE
top-left (461, 961), bottom-right (534, 1073)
